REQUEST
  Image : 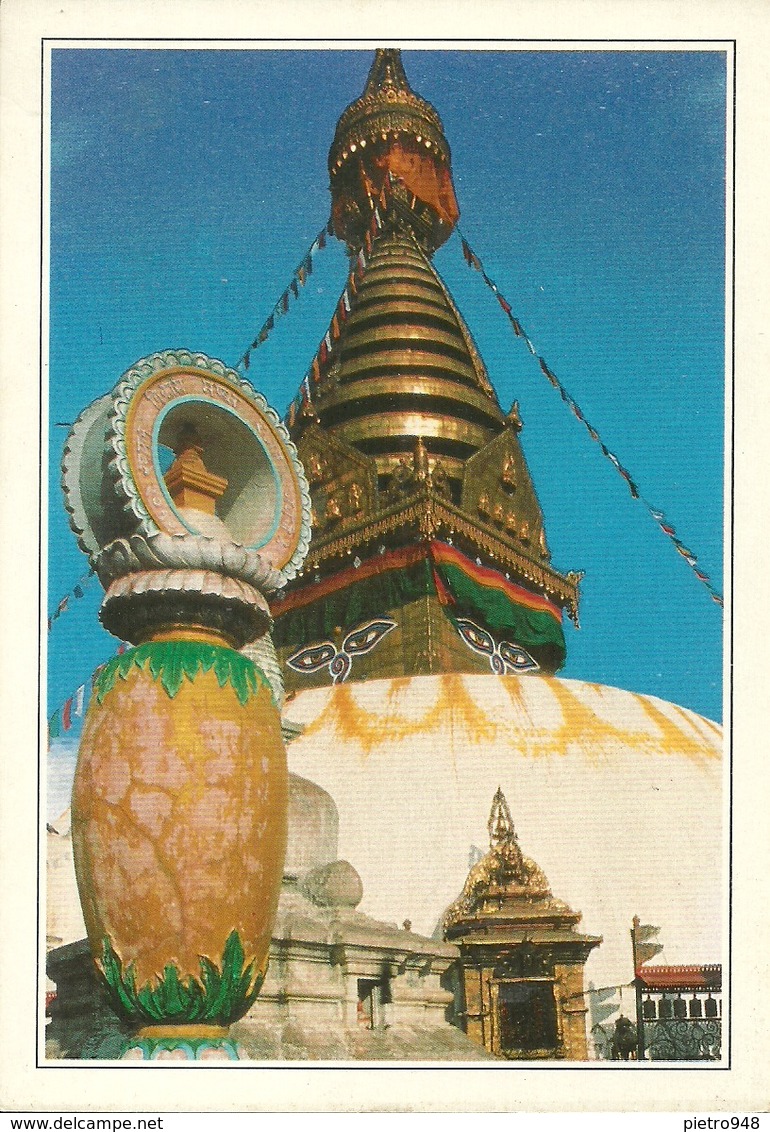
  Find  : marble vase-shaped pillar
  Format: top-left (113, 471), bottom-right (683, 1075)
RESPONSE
top-left (61, 351), bottom-right (311, 1058)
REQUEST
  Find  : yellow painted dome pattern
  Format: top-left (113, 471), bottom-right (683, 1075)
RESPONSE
top-left (284, 674), bottom-right (722, 987)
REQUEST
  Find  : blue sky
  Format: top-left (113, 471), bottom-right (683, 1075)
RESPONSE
top-left (47, 46), bottom-right (727, 735)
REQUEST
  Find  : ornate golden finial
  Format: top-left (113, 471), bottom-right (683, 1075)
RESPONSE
top-left (413, 436), bottom-right (430, 483)
top-left (163, 424), bottom-right (228, 516)
top-left (506, 401), bottom-right (523, 432)
top-left (488, 787), bottom-right (516, 850)
top-left (363, 48), bottom-right (410, 95)
top-left (329, 49), bottom-right (459, 252)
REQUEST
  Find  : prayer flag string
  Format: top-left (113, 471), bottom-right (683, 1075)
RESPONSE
top-left (48, 643), bottom-right (128, 746)
top-left (284, 182), bottom-right (393, 428)
top-left (456, 226), bottom-right (723, 607)
top-left (234, 218), bottom-right (335, 373)
top-left (47, 567), bottom-right (96, 632)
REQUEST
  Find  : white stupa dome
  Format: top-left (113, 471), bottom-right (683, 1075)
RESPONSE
top-left (284, 672), bottom-right (723, 989)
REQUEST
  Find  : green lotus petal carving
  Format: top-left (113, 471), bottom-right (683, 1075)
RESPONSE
top-left (99, 932), bottom-right (265, 1027)
top-left (93, 640), bottom-right (272, 706)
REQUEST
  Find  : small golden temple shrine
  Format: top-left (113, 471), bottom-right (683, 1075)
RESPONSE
top-left (443, 790), bottom-right (601, 1059)
top-left (272, 50), bottom-right (580, 690)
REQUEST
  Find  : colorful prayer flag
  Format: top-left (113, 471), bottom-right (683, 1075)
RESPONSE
top-left (74, 685), bottom-right (85, 717)
top-left (48, 710), bottom-right (61, 742)
top-left (539, 358), bottom-right (559, 388)
top-left (73, 584), bottom-right (84, 600)
top-left (675, 544), bottom-right (698, 566)
top-left (620, 469), bottom-right (640, 498)
top-left (62, 698), bottom-right (73, 732)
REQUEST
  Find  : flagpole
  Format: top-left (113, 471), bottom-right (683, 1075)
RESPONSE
top-left (631, 915), bottom-right (646, 1061)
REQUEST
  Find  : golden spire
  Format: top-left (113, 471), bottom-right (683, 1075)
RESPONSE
top-left (329, 49), bottom-right (459, 252)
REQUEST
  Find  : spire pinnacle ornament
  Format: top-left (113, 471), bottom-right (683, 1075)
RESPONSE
top-left (329, 48), bottom-right (459, 252)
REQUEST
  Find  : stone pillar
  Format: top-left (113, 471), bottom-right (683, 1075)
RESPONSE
top-left (61, 350), bottom-right (311, 1059)
top-left (555, 963), bottom-right (591, 1060)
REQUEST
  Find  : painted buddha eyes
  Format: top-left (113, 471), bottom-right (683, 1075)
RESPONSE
top-left (287, 642), bottom-right (337, 673)
top-left (344, 620), bottom-right (396, 655)
top-left (287, 618), bottom-right (397, 683)
top-left (455, 619), bottom-right (539, 675)
top-left (287, 615), bottom-right (538, 683)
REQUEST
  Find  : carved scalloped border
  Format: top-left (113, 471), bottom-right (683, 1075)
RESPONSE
top-left (61, 392), bottom-right (114, 562)
top-left (103, 349), bottom-right (312, 585)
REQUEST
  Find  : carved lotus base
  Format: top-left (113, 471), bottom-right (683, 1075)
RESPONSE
top-left (122, 1026), bottom-right (245, 1061)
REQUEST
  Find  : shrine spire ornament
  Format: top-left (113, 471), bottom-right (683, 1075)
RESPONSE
top-left (329, 47), bottom-right (459, 253)
top-left (488, 786), bottom-right (515, 850)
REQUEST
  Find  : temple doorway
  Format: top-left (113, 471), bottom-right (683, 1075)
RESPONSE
top-left (496, 980), bottom-right (558, 1056)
